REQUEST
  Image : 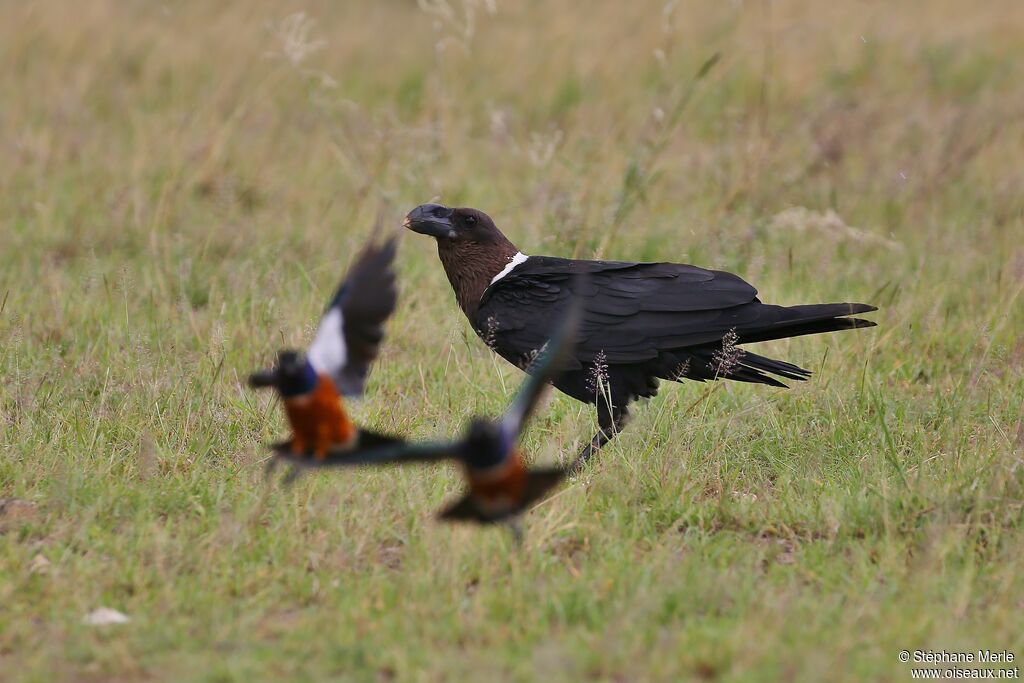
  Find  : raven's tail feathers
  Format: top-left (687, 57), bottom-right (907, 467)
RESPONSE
top-left (658, 302), bottom-right (876, 387)
top-left (657, 348), bottom-right (804, 387)
top-left (737, 303), bottom-right (877, 345)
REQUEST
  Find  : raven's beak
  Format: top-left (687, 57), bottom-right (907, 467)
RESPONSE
top-left (404, 203), bottom-right (457, 239)
top-left (248, 368), bottom-right (278, 389)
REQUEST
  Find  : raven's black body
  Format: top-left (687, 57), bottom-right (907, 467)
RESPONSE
top-left (405, 203), bottom-right (877, 469)
top-left (476, 255), bottom-right (873, 401)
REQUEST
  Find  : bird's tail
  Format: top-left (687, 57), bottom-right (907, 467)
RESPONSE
top-left (659, 302), bottom-right (876, 388)
top-left (735, 303), bottom-right (877, 345)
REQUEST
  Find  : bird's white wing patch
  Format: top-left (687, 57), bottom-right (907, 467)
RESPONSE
top-left (489, 252), bottom-right (529, 286)
top-left (307, 306), bottom-right (347, 377)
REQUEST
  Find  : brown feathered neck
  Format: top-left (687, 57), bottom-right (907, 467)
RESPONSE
top-left (436, 236), bottom-right (519, 318)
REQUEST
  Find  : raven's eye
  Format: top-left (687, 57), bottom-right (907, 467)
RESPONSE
top-left (464, 215), bottom-right (476, 225)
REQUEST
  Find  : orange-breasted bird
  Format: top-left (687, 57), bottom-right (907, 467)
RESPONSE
top-left (341, 289), bottom-right (583, 535)
top-left (249, 236), bottom-right (403, 478)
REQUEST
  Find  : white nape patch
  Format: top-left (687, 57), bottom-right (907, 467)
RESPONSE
top-left (307, 306), bottom-right (347, 377)
top-left (489, 252), bottom-right (529, 286)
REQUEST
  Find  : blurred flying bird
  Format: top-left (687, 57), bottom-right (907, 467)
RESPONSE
top-left (249, 236), bottom-right (403, 480)
top-left (404, 203), bottom-right (877, 470)
top-left (342, 290), bottom-right (583, 537)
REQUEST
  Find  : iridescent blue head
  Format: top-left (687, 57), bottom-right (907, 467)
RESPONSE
top-left (248, 350), bottom-right (318, 398)
top-left (461, 418), bottom-right (512, 470)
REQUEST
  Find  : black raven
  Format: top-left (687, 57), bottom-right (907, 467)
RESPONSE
top-left (404, 203), bottom-right (877, 470)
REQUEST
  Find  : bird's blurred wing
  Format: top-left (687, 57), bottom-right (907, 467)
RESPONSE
top-left (436, 467), bottom-right (568, 524)
top-left (269, 436), bottom-right (455, 468)
top-left (437, 493), bottom-right (488, 522)
top-left (520, 467), bottom-right (568, 505)
top-left (307, 235), bottom-right (398, 397)
top-left (499, 282), bottom-right (583, 436)
top-left (337, 439), bottom-right (460, 466)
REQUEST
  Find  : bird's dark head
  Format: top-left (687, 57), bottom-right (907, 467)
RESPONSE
top-left (404, 204), bottom-right (506, 246)
top-left (460, 417), bottom-right (509, 469)
top-left (248, 350), bottom-right (318, 398)
top-left (403, 204), bottom-right (519, 317)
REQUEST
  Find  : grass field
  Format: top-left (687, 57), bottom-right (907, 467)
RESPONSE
top-left (2, 1), bottom-right (1024, 680)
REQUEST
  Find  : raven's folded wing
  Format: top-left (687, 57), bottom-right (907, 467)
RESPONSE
top-left (475, 256), bottom-right (872, 366)
top-left (499, 282), bottom-right (582, 437)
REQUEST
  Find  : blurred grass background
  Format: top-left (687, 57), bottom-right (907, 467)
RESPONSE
top-left (1, 1), bottom-right (1023, 681)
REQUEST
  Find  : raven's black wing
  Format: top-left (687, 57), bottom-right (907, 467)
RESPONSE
top-left (475, 256), bottom-right (874, 366)
top-left (307, 236), bottom-right (398, 397)
top-left (499, 284), bottom-right (582, 437)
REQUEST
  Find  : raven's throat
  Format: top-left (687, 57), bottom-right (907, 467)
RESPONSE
top-left (436, 238), bottom-right (518, 318)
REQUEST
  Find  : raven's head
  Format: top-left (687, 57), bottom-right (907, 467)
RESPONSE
top-left (404, 204), bottom-right (506, 246)
top-left (403, 204), bottom-right (520, 317)
top-left (249, 350), bottom-right (318, 398)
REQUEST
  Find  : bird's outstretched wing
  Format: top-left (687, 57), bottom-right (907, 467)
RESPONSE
top-left (269, 435), bottom-right (456, 469)
top-left (307, 236), bottom-right (398, 397)
top-left (268, 429), bottom-right (407, 468)
top-left (498, 281), bottom-right (583, 437)
top-left (437, 467), bottom-right (568, 523)
top-left (334, 439), bottom-right (459, 466)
